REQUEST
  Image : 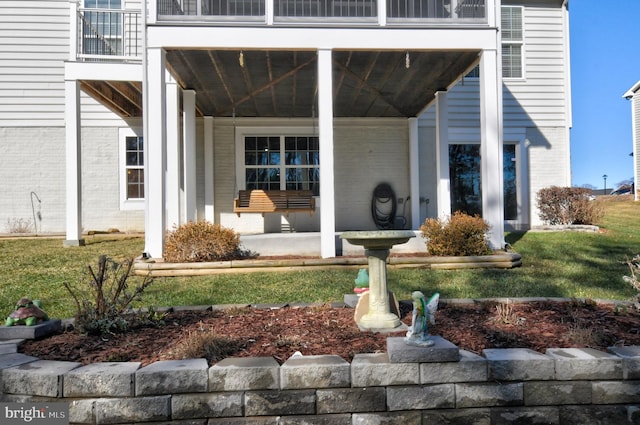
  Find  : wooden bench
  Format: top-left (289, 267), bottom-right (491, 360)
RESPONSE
top-left (233, 190), bottom-right (316, 216)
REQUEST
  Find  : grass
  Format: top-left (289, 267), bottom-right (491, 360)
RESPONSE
top-left (1, 196), bottom-right (638, 320)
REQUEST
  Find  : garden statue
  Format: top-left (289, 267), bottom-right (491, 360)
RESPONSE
top-left (405, 291), bottom-right (439, 347)
top-left (354, 268), bottom-right (370, 295)
top-left (5, 298), bottom-right (49, 326)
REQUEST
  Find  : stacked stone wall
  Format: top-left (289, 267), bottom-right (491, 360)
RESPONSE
top-left (1, 345), bottom-right (640, 424)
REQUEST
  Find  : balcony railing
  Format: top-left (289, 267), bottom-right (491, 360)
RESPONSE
top-left (76, 8), bottom-right (142, 62)
top-left (156, 0), bottom-right (486, 23)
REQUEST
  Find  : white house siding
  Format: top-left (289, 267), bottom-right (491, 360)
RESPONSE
top-left (417, 1), bottom-right (570, 230)
top-left (0, 0), bottom-right (143, 234)
top-left (0, 127), bottom-right (66, 233)
top-left (333, 118), bottom-right (410, 231)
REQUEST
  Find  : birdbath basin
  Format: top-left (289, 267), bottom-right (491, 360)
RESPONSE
top-left (340, 230), bottom-right (415, 330)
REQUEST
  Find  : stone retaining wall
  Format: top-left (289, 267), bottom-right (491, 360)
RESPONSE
top-left (1, 344), bottom-right (640, 424)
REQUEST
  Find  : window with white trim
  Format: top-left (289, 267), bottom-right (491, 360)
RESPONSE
top-left (82, 0), bottom-right (123, 56)
top-left (243, 135), bottom-right (320, 195)
top-left (119, 128), bottom-right (144, 210)
top-left (501, 6), bottom-right (524, 79)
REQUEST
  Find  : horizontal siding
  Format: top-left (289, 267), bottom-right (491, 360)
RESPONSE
top-left (0, 0), bottom-right (127, 126)
top-left (504, 4), bottom-right (569, 128)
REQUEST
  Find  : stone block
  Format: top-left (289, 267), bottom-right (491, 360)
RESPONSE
top-left (455, 383), bottom-right (523, 408)
top-left (351, 353), bottom-right (419, 387)
top-left (352, 411), bottom-right (422, 425)
top-left (208, 418), bottom-right (278, 425)
top-left (421, 349), bottom-right (487, 383)
top-left (387, 384), bottom-right (455, 410)
top-left (0, 339), bottom-right (21, 355)
top-left (210, 357), bottom-right (279, 391)
top-left (171, 392), bottom-right (243, 419)
top-left (491, 407), bottom-right (559, 424)
top-left (282, 414), bottom-right (352, 425)
top-left (0, 320), bottom-right (61, 340)
top-left (422, 408), bottom-right (491, 425)
top-left (559, 405), bottom-right (631, 425)
top-left (523, 381), bottom-right (592, 405)
top-left (592, 381), bottom-right (640, 404)
top-left (281, 355), bottom-right (350, 389)
top-left (245, 390), bottom-right (316, 416)
top-left (135, 358), bottom-right (208, 395)
top-left (2, 360), bottom-right (81, 397)
top-left (484, 348), bottom-right (554, 381)
top-left (64, 361), bottom-right (140, 397)
top-left (68, 399), bottom-right (96, 424)
top-left (95, 396), bottom-right (171, 424)
top-left (608, 345), bottom-right (640, 379)
top-left (317, 387), bottom-right (386, 414)
top-left (0, 352), bottom-right (38, 369)
top-left (387, 336), bottom-right (459, 363)
top-left (546, 348), bottom-right (622, 380)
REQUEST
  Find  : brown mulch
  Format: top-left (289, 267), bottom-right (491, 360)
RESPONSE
top-left (19, 300), bottom-right (640, 366)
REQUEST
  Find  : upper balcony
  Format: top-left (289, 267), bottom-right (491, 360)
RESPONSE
top-left (154, 0), bottom-right (487, 26)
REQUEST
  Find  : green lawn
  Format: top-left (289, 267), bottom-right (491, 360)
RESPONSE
top-left (1, 196), bottom-right (639, 319)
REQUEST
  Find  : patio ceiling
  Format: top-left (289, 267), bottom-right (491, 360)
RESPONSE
top-left (166, 49), bottom-right (480, 118)
top-left (80, 48), bottom-right (479, 119)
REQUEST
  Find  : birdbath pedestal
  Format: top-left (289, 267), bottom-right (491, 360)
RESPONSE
top-left (340, 230), bottom-right (416, 330)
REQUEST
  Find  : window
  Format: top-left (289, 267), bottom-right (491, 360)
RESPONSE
top-left (449, 143), bottom-right (519, 220)
top-left (125, 136), bottom-right (144, 199)
top-left (503, 144), bottom-right (517, 220)
top-left (501, 6), bottom-right (523, 79)
top-left (119, 129), bottom-right (144, 210)
top-left (449, 144), bottom-right (482, 216)
top-left (82, 0), bottom-right (123, 57)
top-left (243, 135), bottom-right (320, 195)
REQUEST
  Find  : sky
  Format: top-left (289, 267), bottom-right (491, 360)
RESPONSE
top-left (569, 0), bottom-right (639, 190)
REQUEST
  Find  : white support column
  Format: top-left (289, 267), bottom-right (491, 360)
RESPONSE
top-left (435, 90), bottom-right (451, 220)
top-left (183, 89), bottom-right (197, 222)
top-left (317, 49), bottom-right (336, 258)
top-left (408, 118), bottom-right (420, 229)
top-left (64, 79), bottom-right (84, 246)
top-left (204, 116), bottom-right (215, 222)
top-left (479, 49), bottom-right (505, 249)
top-left (166, 75), bottom-right (181, 229)
top-left (144, 47), bottom-right (167, 259)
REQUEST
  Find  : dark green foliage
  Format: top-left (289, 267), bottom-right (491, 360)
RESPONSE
top-left (536, 186), bottom-right (603, 225)
top-left (164, 221), bottom-right (243, 263)
top-left (420, 211), bottom-right (491, 256)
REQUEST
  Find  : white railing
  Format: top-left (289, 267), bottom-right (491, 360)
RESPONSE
top-left (156, 0), bottom-right (486, 23)
top-left (75, 7), bottom-right (142, 62)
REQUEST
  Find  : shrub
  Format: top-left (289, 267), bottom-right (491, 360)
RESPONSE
top-left (5, 218), bottom-right (33, 233)
top-left (420, 211), bottom-right (491, 256)
top-left (63, 255), bottom-right (154, 335)
top-left (536, 186), bottom-right (603, 225)
top-left (624, 255), bottom-right (640, 309)
top-left (164, 221), bottom-right (242, 263)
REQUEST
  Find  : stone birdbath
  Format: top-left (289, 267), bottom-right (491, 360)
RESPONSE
top-left (340, 230), bottom-right (415, 331)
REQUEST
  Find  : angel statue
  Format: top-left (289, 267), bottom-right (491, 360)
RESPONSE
top-left (405, 291), bottom-right (440, 347)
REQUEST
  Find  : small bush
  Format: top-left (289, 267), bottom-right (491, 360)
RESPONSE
top-left (624, 255), bottom-right (640, 309)
top-left (536, 186), bottom-right (603, 225)
top-left (63, 255), bottom-right (154, 335)
top-left (420, 211), bottom-right (491, 256)
top-left (5, 218), bottom-right (33, 233)
top-left (164, 221), bottom-right (242, 263)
